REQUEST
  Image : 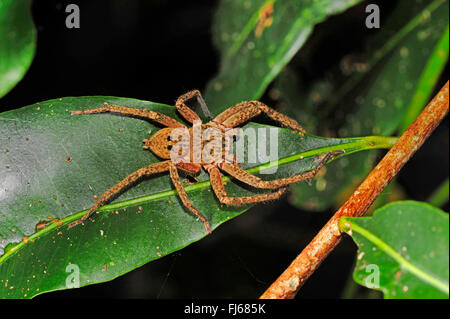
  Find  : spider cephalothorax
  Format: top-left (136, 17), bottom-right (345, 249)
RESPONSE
top-left (144, 127), bottom-right (178, 159)
top-left (68, 90), bottom-right (342, 233)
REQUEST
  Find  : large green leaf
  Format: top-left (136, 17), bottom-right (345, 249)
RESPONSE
top-left (204, 0), bottom-right (364, 112)
top-left (0, 0), bottom-right (36, 99)
top-left (340, 201), bottom-right (449, 299)
top-left (289, 0), bottom-right (449, 211)
top-left (0, 96), bottom-right (397, 298)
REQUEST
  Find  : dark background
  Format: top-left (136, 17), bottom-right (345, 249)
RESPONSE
top-left (0, 0), bottom-right (447, 298)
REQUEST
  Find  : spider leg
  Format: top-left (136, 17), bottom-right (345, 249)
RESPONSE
top-left (216, 101), bottom-right (306, 134)
top-left (169, 163), bottom-right (211, 233)
top-left (71, 104), bottom-right (185, 128)
top-left (219, 151), bottom-right (344, 189)
top-left (68, 161), bottom-right (172, 228)
top-left (213, 102), bottom-right (249, 124)
top-left (208, 166), bottom-right (287, 206)
top-left (176, 90), bottom-right (213, 123)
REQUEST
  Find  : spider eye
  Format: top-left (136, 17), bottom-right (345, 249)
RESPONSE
top-left (168, 145), bottom-right (173, 150)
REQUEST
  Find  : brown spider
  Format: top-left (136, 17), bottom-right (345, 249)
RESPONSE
top-left (68, 90), bottom-right (342, 233)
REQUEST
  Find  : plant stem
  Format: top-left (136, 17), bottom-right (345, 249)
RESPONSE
top-left (260, 81), bottom-right (449, 299)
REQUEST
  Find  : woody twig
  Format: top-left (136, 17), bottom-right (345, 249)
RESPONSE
top-left (260, 81), bottom-right (449, 299)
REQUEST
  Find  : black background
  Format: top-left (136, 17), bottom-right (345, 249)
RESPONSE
top-left (0, 0), bottom-right (447, 299)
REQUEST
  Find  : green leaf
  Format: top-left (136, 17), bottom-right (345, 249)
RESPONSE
top-left (340, 201), bottom-right (449, 299)
top-left (0, 0), bottom-right (36, 99)
top-left (0, 96), bottom-right (396, 298)
top-left (289, 0), bottom-right (449, 211)
top-left (204, 0), bottom-right (364, 113)
top-left (399, 23), bottom-right (449, 132)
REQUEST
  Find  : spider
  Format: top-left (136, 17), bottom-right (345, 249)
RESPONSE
top-left (68, 90), bottom-right (343, 233)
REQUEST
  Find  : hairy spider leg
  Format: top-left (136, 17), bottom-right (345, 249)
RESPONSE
top-left (207, 166), bottom-right (287, 206)
top-left (219, 151), bottom-right (344, 189)
top-left (68, 92), bottom-right (339, 234)
top-left (215, 100), bottom-right (306, 134)
top-left (71, 104), bottom-right (185, 128)
top-left (68, 161), bottom-right (172, 228)
top-left (212, 102), bottom-right (250, 123)
top-left (176, 89), bottom-right (213, 123)
top-left (169, 163), bottom-right (211, 233)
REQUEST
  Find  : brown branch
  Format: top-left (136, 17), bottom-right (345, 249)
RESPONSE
top-left (260, 81), bottom-right (449, 299)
